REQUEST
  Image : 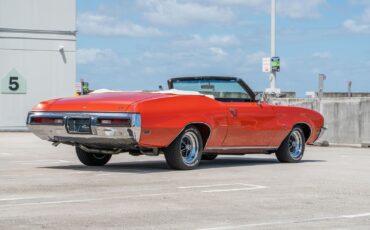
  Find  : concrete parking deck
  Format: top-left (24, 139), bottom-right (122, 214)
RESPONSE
top-left (0, 133), bottom-right (369, 229)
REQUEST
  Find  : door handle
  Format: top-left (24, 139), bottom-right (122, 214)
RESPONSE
top-left (229, 108), bottom-right (238, 117)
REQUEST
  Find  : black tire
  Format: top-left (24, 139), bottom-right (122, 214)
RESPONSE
top-left (76, 147), bottom-right (112, 166)
top-left (164, 126), bottom-right (203, 170)
top-left (276, 127), bottom-right (306, 163)
top-left (202, 153), bottom-right (218, 160)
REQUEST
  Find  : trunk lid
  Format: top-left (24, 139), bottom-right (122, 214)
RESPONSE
top-left (36, 92), bottom-right (172, 112)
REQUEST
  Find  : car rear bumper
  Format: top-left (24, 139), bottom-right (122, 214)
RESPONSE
top-left (27, 112), bottom-right (141, 149)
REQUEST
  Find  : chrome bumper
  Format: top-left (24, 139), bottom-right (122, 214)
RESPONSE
top-left (27, 112), bottom-right (141, 149)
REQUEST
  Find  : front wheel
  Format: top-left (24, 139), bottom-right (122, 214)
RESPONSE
top-left (76, 147), bottom-right (112, 166)
top-left (275, 127), bottom-right (305, 163)
top-left (164, 126), bottom-right (203, 170)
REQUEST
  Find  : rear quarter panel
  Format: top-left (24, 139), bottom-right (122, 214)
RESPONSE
top-left (128, 95), bottom-right (228, 148)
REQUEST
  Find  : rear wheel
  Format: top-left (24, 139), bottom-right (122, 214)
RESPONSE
top-left (275, 127), bottom-right (305, 163)
top-left (76, 147), bottom-right (112, 166)
top-left (164, 126), bottom-right (203, 170)
top-left (202, 153), bottom-right (218, 160)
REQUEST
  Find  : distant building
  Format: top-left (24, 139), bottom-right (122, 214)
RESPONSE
top-left (0, 0), bottom-right (76, 130)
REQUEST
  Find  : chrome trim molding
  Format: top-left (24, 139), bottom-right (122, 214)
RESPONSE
top-left (27, 112), bottom-right (141, 148)
top-left (205, 146), bottom-right (279, 151)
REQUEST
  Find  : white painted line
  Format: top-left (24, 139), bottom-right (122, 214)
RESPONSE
top-left (178, 183), bottom-right (267, 193)
top-left (202, 186), bottom-right (266, 193)
top-left (0, 197), bottom-right (42, 201)
top-left (197, 212), bottom-right (370, 230)
top-left (178, 183), bottom-right (242, 189)
top-left (178, 183), bottom-right (264, 189)
top-left (0, 192), bottom-right (177, 208)
top-left (342, 213), bottom-right (370, 218)
top-left (12, 159), bottom-right (71, 165)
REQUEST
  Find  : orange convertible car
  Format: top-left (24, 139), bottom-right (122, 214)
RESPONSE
top-left (27, 76), bottom-right (325, 170)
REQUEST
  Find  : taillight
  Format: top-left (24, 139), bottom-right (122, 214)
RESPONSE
top-left (97, 118), bottom-right (130, 126)
top-left (30, 117), bottom-right (64, 125)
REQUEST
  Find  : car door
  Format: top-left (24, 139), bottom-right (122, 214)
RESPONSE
top-left (222, 102), bottom-right (278, 147)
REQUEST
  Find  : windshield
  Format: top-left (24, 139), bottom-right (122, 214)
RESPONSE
top-left (172, 79), bottom-right (252, 102)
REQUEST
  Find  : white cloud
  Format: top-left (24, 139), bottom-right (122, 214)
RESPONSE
top-left (313, 51), bottom-right (332, 59)
top-left (215, 0), bottom-right (325, 19)
top-left (245, 51), bottom-right (267, 65)
top-left (343, 7), bottom-right (370, 33)
top-left (139, 0), bottom-right (235, 26)
top-left (77, 12), bottom-right (162, 37)
top-left (343, 20), bottom-right (370, 33)
top-left (209, 47), bottom-right (228, 57)
top-left (278, 0), bottom-right (325, 19)
top-left (174, 34), bottom-right (239, 47)
top-left (77, 49), bottom-right (129, 65)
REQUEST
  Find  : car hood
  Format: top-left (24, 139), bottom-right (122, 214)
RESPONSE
top-left (32, 92), bottom-right (174, 112)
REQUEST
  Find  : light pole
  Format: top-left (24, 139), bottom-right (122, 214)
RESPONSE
top-left (270, 0), bottom-right (276, 91)
top-left (318, 74), bottom-right (326, 99)
top-left (266, 0), bottom-right (280, 95)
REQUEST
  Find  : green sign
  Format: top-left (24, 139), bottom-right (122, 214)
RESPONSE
top-left (1, 69), bottom-right (27, 94)
top-left (271, 57), bottom-right (280, 72)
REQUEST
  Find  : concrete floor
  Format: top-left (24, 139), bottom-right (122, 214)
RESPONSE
top-left (0, 133), bottom-right (369, 230)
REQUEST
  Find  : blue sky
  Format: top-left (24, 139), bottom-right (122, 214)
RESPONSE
top-left (76, 0), bottom-right (370, 95)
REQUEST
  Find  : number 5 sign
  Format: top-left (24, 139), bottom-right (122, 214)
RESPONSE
top-left (1, 69), bottom-right (27, 94)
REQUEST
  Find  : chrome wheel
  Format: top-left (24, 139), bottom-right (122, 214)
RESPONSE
top-left (164, 126), bottom-right (203, 170)
top-left (180, 131), bottom-right (200, 166)
top-left (288, 130), bottom-right (304, 160)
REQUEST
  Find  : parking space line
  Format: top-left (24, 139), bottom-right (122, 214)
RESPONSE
top-left (197, 212), bottom-right (370, 230)
top-left (178, 183), bottom-right (267, 193)
top-left (178, 183), bottom-right (242, 189)
top-left (0, 192), bottom-right (177, 208)
top-left (342, 213), bottom-right (370, 218)
top-left (12, 159), bottom-right (71, 164)
top-left (0, 197), bottom-right (44, 201)
top-left (202, 186), bottom-right (266, 193)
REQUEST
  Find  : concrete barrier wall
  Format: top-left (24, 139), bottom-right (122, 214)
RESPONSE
top-left (271, 98), bottom-right (370, 145)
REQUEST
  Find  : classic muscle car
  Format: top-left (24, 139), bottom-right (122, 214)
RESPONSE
top-left (27, 76), bottom-right (325, 170)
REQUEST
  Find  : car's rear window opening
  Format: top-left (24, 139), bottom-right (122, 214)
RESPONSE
top-left (172, 79), bottom-right (252, 102)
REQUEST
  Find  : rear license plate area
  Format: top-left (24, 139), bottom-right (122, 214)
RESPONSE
top-left (66, 118), bottom-right (92, 134)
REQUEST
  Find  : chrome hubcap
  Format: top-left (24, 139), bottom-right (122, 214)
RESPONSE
top-left (180, 132), bottom-right (200, 165)
top-left (289, 130), bottom-right (303, 159)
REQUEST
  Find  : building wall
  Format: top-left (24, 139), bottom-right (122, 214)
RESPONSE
top-left (271, 98), bottom-right (370, 145)
top-left (0, 0), bottom-right (76, 130)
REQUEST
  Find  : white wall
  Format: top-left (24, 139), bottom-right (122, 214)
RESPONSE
top-left (0, 0), bottom-right (75, 31)
top-left (0, 0), bottom-right (76, 130)
top-left (271, 98), bottom-right (370, 145)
